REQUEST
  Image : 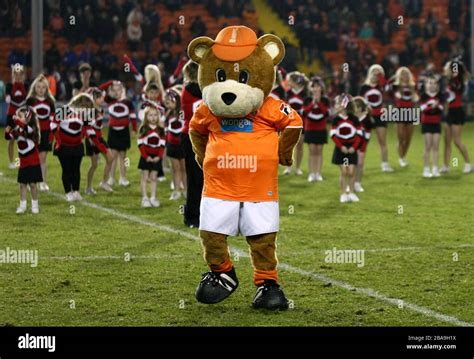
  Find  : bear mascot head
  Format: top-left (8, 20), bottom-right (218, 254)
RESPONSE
top-left (187, 26), bottom-right (302, 310)
top-left (188, 26), bottom-right (285, 117)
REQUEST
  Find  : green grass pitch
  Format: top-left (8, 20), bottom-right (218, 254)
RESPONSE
top-left (0, 124), bottom-right (473, 326)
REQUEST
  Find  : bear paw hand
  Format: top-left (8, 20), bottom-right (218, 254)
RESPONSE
top-left (279, 152), bottom-right (293, 166)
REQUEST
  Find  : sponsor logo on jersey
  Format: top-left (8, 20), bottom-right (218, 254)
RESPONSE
top-left (220, 118), bottom-right (253, 132)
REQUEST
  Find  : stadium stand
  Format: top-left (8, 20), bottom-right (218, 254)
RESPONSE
top-left (0, 0), bottom-right (471, 102)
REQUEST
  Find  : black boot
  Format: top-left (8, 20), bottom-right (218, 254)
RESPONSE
top-left (252, 280), bottom-right (289, 310)
top-left (195, 267), bottom-right (239, 304)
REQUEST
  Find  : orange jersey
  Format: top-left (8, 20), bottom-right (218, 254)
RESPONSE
top-left (190, 96), bottom-right (303, 201)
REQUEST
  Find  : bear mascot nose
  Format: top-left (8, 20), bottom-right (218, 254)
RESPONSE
top-left (221, 92), bottom-right (237, 105)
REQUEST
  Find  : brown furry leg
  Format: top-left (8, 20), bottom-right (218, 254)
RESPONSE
top-left (246, 232), bottom-right (279, 285)
top-left (200, 230), bottom-right (233, 272)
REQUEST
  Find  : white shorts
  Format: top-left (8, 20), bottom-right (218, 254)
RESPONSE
top-left (199, 197), bottom-right (279, 237)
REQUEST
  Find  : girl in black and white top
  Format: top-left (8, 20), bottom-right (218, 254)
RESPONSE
top-left (330, 95), bottom-right (363, 203)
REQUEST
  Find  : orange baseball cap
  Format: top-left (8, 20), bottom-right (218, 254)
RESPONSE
top-left (211, 26), bottom-right (258, 61)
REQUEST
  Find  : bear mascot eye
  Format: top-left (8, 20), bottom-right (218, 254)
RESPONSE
top-left (239, 71), bottom-right (249, 84)
top-left (216, 69), bottom-right (226, 82)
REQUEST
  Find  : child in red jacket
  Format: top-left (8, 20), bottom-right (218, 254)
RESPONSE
top-left (330, 95), bottom-right (363, 203)
top-left (5, 64), bottom-right (28, 170)
top-left (6, 107), bottom-right (42, 214)
top-left (137, 106), bottom-right (166, 208)
top-left (420, 76), bottom-right (443, 178)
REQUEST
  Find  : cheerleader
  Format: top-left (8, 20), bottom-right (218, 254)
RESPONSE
top-left (352, 96), bottom-right (374, 192)
top-left (138, 106), bottom-right (166, 208)
top-left (303, 76), bottom-right (329, 182)
top-left (138, 64), bottom-right (167, 182)
top-left (330, 95), bottom-right (363, 203)
top-left (360, 64), bottom-right (393, 172)
top-left (5, 64), bottom-right (27, 170)
top-left (420, 76), bottom-right (443, 178)
top-left (390, 67), bottom-right (419, 167)
top-left (99, 80), bottom-right (137, 187)
top-left (163, 88), bottom-right (186, 200)
top-left (6, 107), bottom-right (42, 214)
top-left (26, 74), bottom-right (56, 191)
top-left (84, 87), bottom-right (114, 194)
top-left (441, 60), bottom-right (472, 174)
top-left (284, 71), bottom-right (309, 176)
top-left (51, 93), bottom-right (95, 200)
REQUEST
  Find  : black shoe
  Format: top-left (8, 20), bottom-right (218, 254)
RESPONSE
top-left (252, 280), bottom-right (289, 310)
top-left (195, 268), bottom-right (239, 304)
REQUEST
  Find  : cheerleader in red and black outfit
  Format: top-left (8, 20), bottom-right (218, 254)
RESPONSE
top-left (163, 88), bottom-right (186, 200)
top-left (26, 74), bottom-right (55, 192)
top-left (138, 64), bottom-right (166, 182)
top-left (330, 95), bottom-right (363, 203)
top-left (352, 96), bottom-right (374, 192)
top-left (84, 87), bottom-right (113, 194)
top-left (51, 93), bottom-right (95, 201)
top-left (302, 76), bottom-right (329, 182)
top-left (420, 76), bottom-right (443, 178)
top-left (99, 80), bottom-right (137, 187)
top-left (284, 71), bottom-right (309, 176)
top-left (360, 64), bottom-right (393, 172)
top-left (390, 66), bottom-right (419, 168)
top-left (5, 64), bottom-right (27, 170)
top-left (6, 107), bottom-right (42, 214)
top-left (138, 106), bottom-right (166, 208)
top-left (442, 60), bottom-right (472, 174)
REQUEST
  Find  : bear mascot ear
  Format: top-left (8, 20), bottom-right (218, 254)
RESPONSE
top-left (257, 34), bottom-right (285, 66)
top-left (187, 37), bottom-right (215, 64)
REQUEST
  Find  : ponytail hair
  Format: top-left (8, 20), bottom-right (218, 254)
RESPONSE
top-left (144, 64), bottom-right (165, 95)
top-left (182, 60), bottom-right (198, 83)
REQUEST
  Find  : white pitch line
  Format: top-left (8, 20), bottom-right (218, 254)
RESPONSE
top-left (41, 254), bottom-right (182, 261)
top-left (278, 263), bottom-right (473, 327)
top-left (365, 244), bottom-right (474, 252)
top-left (281, 244), bottom-right (474, 257)
top-left (1, 176), bottom-right (472, 326)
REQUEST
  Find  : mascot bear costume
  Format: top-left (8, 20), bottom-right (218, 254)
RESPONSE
top-left (188, 26), bottom-right (302, 310)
